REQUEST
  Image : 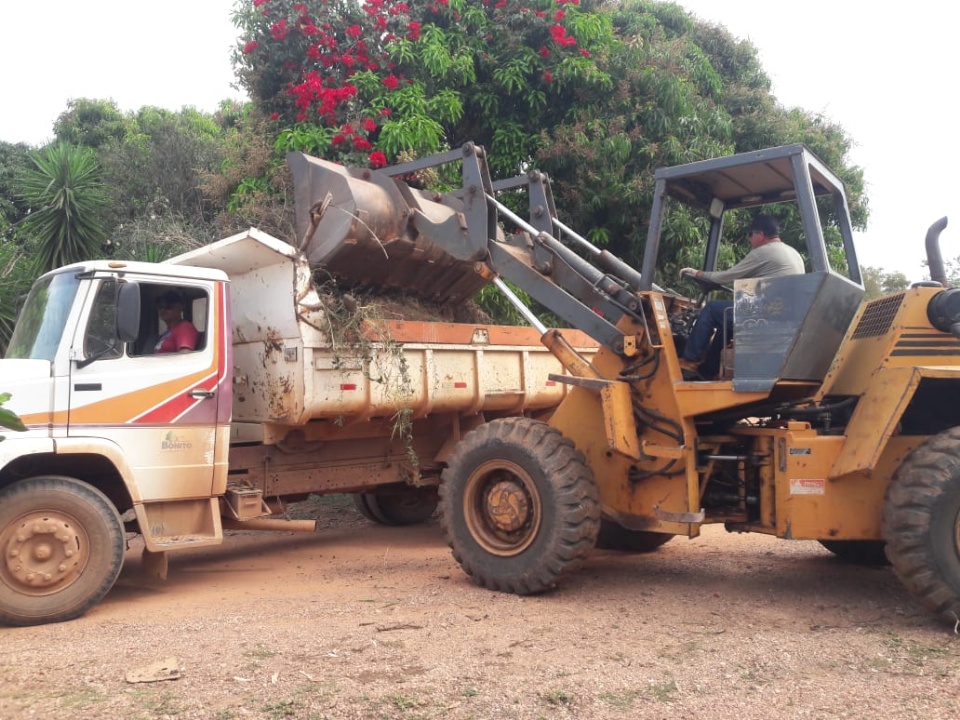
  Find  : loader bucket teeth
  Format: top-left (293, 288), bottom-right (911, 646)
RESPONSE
top-left (287, 151), bottom-right (491, 304)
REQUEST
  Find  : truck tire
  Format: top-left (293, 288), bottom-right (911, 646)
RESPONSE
top-left (0, 476), bottom-right (125, 626)
top-left (818, 540), bottom-right (889, 566)
top-left (352, 487), bottom-right (439, 526)
top-left (596, 520), bottom-right (674, 553)
top-left (882, 428), bottom-right (960, 624)
top-left (439, 417), bottom-right (600, 595)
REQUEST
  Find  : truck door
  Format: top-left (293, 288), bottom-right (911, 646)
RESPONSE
top-left (67, 277), bottom-right (230, 500)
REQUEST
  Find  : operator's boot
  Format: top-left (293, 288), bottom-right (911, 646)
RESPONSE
top-left (678, 358), bottom-right (705, 381)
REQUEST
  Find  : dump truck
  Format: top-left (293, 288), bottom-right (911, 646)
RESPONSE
top-left (0, 218), bottom-right (598, 626)
top-left (283, 142), bottom-right (960, 625)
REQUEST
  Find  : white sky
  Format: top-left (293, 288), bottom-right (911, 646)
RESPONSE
top-left (1, 0), bottom-right (955, 279)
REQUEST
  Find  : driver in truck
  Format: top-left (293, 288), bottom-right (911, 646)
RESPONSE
top-left (677, 215), bottom-right (804, 380)
top-left (154, 289), bottom-right (199, 354)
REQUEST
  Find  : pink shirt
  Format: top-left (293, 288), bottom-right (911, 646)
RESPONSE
top-left (155, 320), bottom-right (199, 353)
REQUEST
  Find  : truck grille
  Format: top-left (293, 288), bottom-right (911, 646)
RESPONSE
top-left (851, 294), bottom-right (904, 339)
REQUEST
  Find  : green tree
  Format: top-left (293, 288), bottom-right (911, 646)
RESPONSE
top-left (0, 141), bottom-right (34, 238)
top-left (53, 98), bottom-right (130, 149)
top-left (18, 143), bottom-right (108, 273)
top-left (861, 265), bottom-right (910, 300)
top-left (231, 0), bottom-right (867, 284)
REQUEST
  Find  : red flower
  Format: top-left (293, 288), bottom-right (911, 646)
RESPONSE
top-left (361, 117), bottom-right (377, 132)
top-left (242, 40), bottom-right (259, 55)
top-left (554, 10), bottom-right (565, 20)
top-left (407, 21), bottom-right (421, 40)
top-left (382, 74), bottom-right (399, 90)
top-left (369, 150), bottom-right (388, 168)
top-left (543, 71), bottom-right (553, 83)
top-left (253, 0), bottom-right (270, 6)
top-left (270, 19), bottom-right (289, 41)
top-left (380, 108), bottom-right (392, 116)
top-left (270, 112), bottom-right (279, 121)
top-left (539, 46), bottom-right (550, 58)
top-left (340, 124), bottom-right (355, 135)
top-left (579, 48), bottom-right (591, 57)
top-left (353, 136), bottom-right (372, 151)
top-left (332, 134), bottom-right (347, 145)
top-left (345, 24), bottom-right (362, 37)
top-left (550, 24), bottom-right (577, 47)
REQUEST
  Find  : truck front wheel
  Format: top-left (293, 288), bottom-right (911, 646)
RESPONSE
top-left (439, 418), bottom-right (599, 595)
top-left (0, 476), bottom-right (125, 626)
top-left (882, 428), bottom-right (960, 624)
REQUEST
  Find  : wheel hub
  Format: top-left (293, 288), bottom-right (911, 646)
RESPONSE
top-left (3, 512), bottom-right (86, 593)
top-left (484, 480), bottom-right (531, 533)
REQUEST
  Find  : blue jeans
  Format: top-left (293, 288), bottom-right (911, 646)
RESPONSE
top-left (683, 300), bottom-right (732, 377)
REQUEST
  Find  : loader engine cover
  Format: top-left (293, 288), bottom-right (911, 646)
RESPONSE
top-left (288, 152), bottom-right (491, 304)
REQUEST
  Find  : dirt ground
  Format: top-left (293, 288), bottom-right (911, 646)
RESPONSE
top-left (2, 495), bottom-right (959, 720)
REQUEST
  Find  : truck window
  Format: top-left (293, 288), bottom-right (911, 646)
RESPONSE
top-left (82, 279), bottom-right (123, 361)
top-left (132, 284), bottom-right (207, 355)
top-left (6, 271), bottom-right (80, 361)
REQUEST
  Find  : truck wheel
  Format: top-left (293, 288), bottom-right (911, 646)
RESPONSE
top-left (818, 540), bottom-right (889, 566)
top-left (882, 428), bottom-right (960, 624)
top-left (352, 487), bottom-right (438, 526)
top-left (439, 417), bottom-right (600, 595)
top-left (0, 476), bottom-right (125, 626)
top-left (596, 520), bottom-right (674, 553)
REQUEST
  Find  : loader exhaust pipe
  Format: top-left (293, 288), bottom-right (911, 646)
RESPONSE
top-left (925, 216), bottom-right (949, 287)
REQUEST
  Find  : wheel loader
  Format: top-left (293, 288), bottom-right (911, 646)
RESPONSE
top-left (289, 142), bottom-right (960, 624)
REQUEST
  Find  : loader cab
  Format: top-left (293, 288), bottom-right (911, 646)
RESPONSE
top-left (640, 144), bottom-right (866, 392)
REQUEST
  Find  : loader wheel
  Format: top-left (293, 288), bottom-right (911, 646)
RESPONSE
top-left (882, 428), bottom-right (960, 624)
top-left (352, 486), bottom-right (439, 526)
top-left (0, 476), bottom-right (125, 626)
top-left (818, 540), bottom-right (889, 566)
top-left (596, 520), bottom-right (674, 553)
top-left (439, 417), bottom-right (600, 595)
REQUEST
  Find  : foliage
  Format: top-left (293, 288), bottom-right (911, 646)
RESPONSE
top-left (232, 0), bottom-right (868, 297)
top-left (53, 99), bottom-right (130, 149)
top-left (17, 143), bottom-right (108, 274)
top-left (861, 265), bottom-right (910, 300)
top-left (0, 392), bottom-right (27, 442)
top-left (0, 141), bottom-right (33, 239)
top-left (232, 0), bottom-right (612, 173)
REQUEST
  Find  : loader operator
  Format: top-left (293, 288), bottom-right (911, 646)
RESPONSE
top-left (677, 215), bottom-right (803, 380)
top-left (154, 289), bottom-right (199, 353)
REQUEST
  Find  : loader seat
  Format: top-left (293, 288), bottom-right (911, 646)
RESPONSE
top-left (731, 271), bottom-right (863, 392)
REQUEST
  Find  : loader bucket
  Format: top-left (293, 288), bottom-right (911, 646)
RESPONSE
top-left (287, 152), bottom-right (492, 304)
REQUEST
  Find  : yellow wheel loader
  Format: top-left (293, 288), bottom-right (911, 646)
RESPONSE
top-left (289, 142), bottom-right (960, 624)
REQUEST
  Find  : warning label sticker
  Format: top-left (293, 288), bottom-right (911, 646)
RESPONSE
top-left (790, 478), bottom-right (826, 495)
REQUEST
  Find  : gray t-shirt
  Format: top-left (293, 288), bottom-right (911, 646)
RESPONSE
top-left (700, 241), bottom-right (804, 284)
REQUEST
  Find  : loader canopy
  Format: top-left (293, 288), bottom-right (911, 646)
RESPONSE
top-left (641, 143), bottom-right (865, 391)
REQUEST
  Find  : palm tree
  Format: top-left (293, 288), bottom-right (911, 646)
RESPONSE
top-left (18, 142), bottom-right (108, 273)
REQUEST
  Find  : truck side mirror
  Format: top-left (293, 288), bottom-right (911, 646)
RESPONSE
top-left (117, 282), bottom-right (141, 343)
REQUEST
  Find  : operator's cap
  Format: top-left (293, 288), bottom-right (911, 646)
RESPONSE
top-left (156, 289), bottom-right (185, 306)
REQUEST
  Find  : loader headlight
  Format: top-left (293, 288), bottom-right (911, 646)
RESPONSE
top-left (927, 288), bottom-right (960, 336)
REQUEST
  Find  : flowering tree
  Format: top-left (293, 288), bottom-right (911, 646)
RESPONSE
top-left (232, 0), bottom-right (866, 275)
top-left (233, 0), bottom-right (612, 174)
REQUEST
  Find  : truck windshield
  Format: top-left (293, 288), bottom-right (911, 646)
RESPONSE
top-left (6, 272), bottom-right (81, 361)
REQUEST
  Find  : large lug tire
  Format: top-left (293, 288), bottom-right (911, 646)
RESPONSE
top-left (818, 540), bottom-right (889, 566)
top-left (882, 428), bottom-right (960, 624)
top-left (596, 520), bottom-right (674, 553)
top-left (352, 486), bottom-right (439, 526)
top-left (438, 417), bottom-right (600, 595)
top-left (0, 476), bottom-right (125, 626)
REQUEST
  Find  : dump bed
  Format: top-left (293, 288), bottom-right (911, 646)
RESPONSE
top-left (168, 229), bottom-right (597, 434)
